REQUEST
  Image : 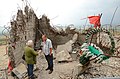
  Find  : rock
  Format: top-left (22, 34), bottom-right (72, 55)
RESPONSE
top-left (59, 74), bottom-right (65, 79)
top-left (56, 33), bottom-right (78, 54)
top-left (55, 34), bottom-right (78, 62)
top-left (94, 77), bottom-right (120, 79)
top-left (73, 64), bottom-right (82, 79)
top-left (65, 40), bottom-right (74, 52)
top-left (77, 75), bottom-right (85, 79)
top-left (52, 49), bottom-right (56, 59)
top-left (73, 64), bottom-right (90, 79)
top-left (54, 26), bottom-right (64, 34)
top-left (56, 44), bottom-right (65, 53)
top-left (72, 51), bottom-right (77, 54)
top-left (0, 70), bottom-right (7, 79)
top-left (72, 33), bottom-right (78, 43)
top-left (12, 63), bottom-right (27, 79)
top-left (56, 50), bottom-right (72, 62)
top-left (56, 40), bottom-right (73, 53)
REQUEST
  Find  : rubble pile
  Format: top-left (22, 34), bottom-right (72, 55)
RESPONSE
top-left (74, 32), bottom-right (120, 79)
top-left (56, 33), bottom-right (78, 62)
top-left (9, 6), bottom-right (79, 66)
top-left (8, 5), bottom-right (120, 79)
top-left (77, 58), bottom-right (120, 79)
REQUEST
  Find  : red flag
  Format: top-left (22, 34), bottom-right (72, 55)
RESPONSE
top-left (88, 15), bottom-right (101, 28)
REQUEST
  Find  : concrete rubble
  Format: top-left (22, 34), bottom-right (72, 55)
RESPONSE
top-left (72, 63), bottom-right (87, 79)
top-left (56, 50), bottom-right (72, 62)
top-left (7, 4), bottom-right (120, 79)
top-left (9, 5), bottom-right (79, 66)
top-left (12, 63), bottom-right (27, 79)
top-left (56, 33), bottom-right (78, 62)
top-left (0, 70), bottom-right (7, 79)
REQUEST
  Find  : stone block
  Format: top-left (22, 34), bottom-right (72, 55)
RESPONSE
top-left (12, 63), bottom-right (27, 79)
top-left (73, 64), bottom-right (89, 79)
top-left (56, 50), bottom-right (72, 62)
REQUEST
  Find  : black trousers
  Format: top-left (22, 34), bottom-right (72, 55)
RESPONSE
top-left (45, 54), bottom-right (53, 71)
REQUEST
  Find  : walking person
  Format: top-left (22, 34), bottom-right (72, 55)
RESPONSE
top-left (24, 40), bottom-right (38, 79)
top-left (41, 35), bottom-right (53, 74)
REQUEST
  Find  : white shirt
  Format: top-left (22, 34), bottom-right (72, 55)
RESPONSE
top-left (41, 39), bottom-right (53, 55)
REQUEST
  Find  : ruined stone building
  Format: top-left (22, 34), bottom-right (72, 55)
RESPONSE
top-left (6, 4), bottom-right (120, 79)
top-left (9, 6), bottom-right (80, 66)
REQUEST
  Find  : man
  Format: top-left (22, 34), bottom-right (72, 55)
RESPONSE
top-left (41, 35), bottom-right (53, 74)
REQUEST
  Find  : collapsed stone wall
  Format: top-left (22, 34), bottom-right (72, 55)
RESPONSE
top-left (10, 6), bottom-right (38, 66)
top-left (9, 6), bottom-right (79, 66)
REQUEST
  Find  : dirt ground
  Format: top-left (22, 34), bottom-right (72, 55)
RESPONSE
top-left (36, 53), bottom-right (79, 79)
top-left (0, 45), bottom-right (8, 69)
top-left (0, 45), bottom-right (120, 79)
top-left (0, 45), bottom-right (79, 79)
top-left (0, 45), bottom-right (15, 79)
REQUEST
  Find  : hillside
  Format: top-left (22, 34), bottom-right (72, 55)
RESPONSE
top-left (0, 26), bottom-right (8, 36)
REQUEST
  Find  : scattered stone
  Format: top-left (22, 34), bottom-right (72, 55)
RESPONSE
top-left (56, 40), bottom-right (73, 54)
top-left (65, 40), bottom-right (74, 52)
top-left (72, 33), bottom-right (78, 43)
top-left (56, 44), bottom-right (65, 53)
top-left (56, 50), bottom-right (72, 62)
top-left (0, 70), bottom-right (7, 79)
top-left (72, 63), bottom-right (90, 79)
top-left (56, 33), bottom-right (78, 56)
top-left (52, 49), bottom-right (56, 59)
top-left (72, 51), bottom-right (77, 54)
top-left (12, 63), bottom-right (27, 79)
top-left (78, 75), bottom-right (85, 79)
top-left (5, 3), bottom-right (120, 79)
top-left (90, 77), bottom-right (120, 79)
top-left (59, 74), bottom-right (65, 79)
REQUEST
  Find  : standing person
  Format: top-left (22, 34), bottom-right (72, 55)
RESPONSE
top-left (24, 40), bottom-right (38, 79)
top-left (41, 35), bottom-right (53, 74)
top-left (7, 42), bottom-right (15, 73)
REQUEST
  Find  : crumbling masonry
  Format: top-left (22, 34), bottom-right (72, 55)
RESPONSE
top-left (9, 6), bottom-right (80, 66)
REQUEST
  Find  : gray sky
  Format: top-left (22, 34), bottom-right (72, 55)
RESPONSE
top-left (0, 0), bottom-right (120, 27)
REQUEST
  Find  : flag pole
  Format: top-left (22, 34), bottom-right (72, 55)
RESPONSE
top-left (99, 13), bottom-right (102, 45)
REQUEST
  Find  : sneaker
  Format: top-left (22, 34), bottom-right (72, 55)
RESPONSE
top-left (48, 70), bottom-right (53, 74)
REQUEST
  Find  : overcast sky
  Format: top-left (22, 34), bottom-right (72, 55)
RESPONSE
top-left (0, 0), bottom-right (120, 27)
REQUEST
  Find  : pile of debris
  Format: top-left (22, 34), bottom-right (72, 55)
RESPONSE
top-left (9, 5), bottom-right (80, 66)
top-left (76, 58), bottom-right (120, 79)
top-left (7, 4), bottom-right (120, 79)
top-left (56, 33), bottom-right (78, 62)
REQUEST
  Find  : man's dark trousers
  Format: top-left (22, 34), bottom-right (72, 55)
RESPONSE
top-left (45, 54), bottom-right (53, 71)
